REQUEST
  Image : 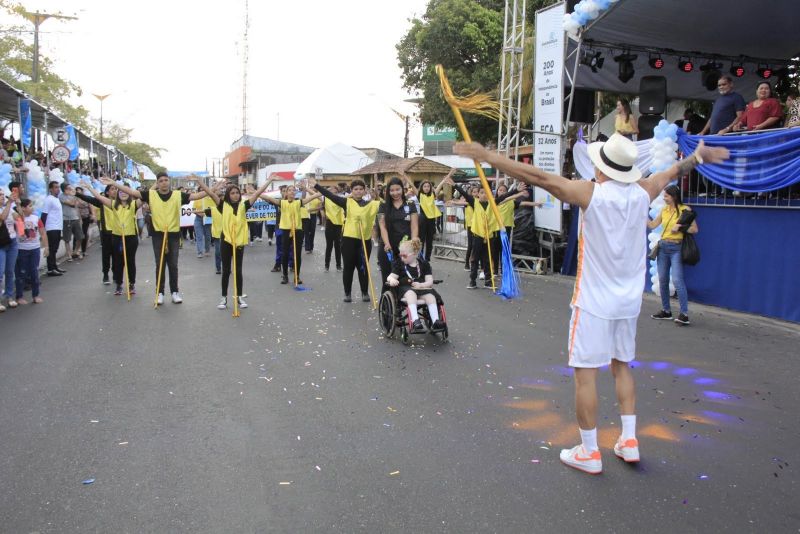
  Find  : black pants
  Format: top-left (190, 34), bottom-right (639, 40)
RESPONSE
top-left (152, 231), bottom-right (181, 293)
top-left (220, 240), bottom-right (245, 297)
top-left (324, 223), bottom-right (342, 269)
top-left (303, 215), bottom-right (317, 251)
top-left (341, 236), bottom-right (371, 296)
top-left (181, 226), bottom-right (194, 241)
top-left (419, 216), bottom-right (435, 261)
top-left (101, 230), bottom-right (114, 277)
top-left (492, 229), bottom-right (508, 272)
top-left (46, 230), bottom-right (61, 271)
top-left (470, 234), bottom-right (492, 282)
top-left (78, 217), bottom-right (92, 253)
top-left (281, 229), bottom-right (303, 277)
top-left (464, 228), bottom-right (473, 268)
top-left (248, 221), bottom-right (263, 240)
top-left (266, 224), bottom-right (275, 240)
top-left (112, 235), bottom-right (138, 286)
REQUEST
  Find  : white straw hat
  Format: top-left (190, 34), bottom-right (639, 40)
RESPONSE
top-left (587, 133), bottom-right (641, 183)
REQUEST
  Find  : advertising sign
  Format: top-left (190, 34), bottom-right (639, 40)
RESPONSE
top-left (533, 2), bottom-right (565, 233)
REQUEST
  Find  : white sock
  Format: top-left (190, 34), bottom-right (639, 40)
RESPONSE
top-left (579, 427), bottom-right (598, 452)
top-left (621, 415), bottom-right (637, 440)
top-left (427, 302), bottom-right (439, 322)
top-left (407, 302), bottom-right (419, 321)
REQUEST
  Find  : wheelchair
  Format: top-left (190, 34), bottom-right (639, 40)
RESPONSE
top-left (377, 280), bottom-right (448, 344)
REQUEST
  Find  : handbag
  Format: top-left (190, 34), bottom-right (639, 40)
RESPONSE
top-left (0, 219), bottom-right (11, 248)
top-left (648, 210), bottom-right (676, 260)
top-left (681, 232), bottom-right (700, 265)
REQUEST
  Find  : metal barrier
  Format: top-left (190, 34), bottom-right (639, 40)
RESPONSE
top-left (433, 205), bottom-right (548, 274)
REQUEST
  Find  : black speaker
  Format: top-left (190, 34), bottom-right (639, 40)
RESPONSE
top-left (638, 114), bottom-right (663, 140)
top-left (565, 88), bottom-right (595, 123)
top-left (639, 76), bottom-right (667, 115)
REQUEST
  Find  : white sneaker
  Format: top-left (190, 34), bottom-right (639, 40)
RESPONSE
top-left (156, 293), bottom-right (164, 305)
top-left (171, 292), bottom-right (183, 304)
top-left (0, 304), bottom-right (5, 312)
top-left (256, 237), bottom-right (263, 242)
top-left (478, 271), bottom-right (485, 280)
top-left (217, 297), bottom-right (227, 310)
top-left (559, 444), bottom-right (602, 474)
top-left (613, 437), bottom-right (640, 463)
top-left (237, 296), bottom-right (248, 308)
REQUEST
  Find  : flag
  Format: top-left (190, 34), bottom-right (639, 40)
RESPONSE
top-left (19, 100), bottom-right (32, 148)
top-left (65, 124), bottom-right (79, 160)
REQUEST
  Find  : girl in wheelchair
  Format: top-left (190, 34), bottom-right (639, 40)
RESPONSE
top-left (385, 238), bottom-right (446, 333)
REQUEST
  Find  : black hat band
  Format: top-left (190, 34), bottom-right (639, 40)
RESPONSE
top-left (600, 145), bottom-right (633, 172)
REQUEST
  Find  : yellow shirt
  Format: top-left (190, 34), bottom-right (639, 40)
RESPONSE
top-left (615, 114), bottom-right (636, 135)
top-left (149, 190), bottom-right (182, 233)
top-left (112, 202), bottom-right (137, 236)
top-left (470, 201), bottom-right (500, 239)
top-left (222, 201), bottom-right (249, 247)
top-left (279, 199), bottom-right (302, 231)
top-left (342, 198), bottom-right (380, 240)
top-left (659, 205), bottom-right (687, 241)
top-left (465, 205), bottom-right (474, 229)
top-left (325, 197), bottom-right (344, 226)
top-left (209, 198), bottom-right (223, 238)
top-left (498, 199), bottom-right (516, 228)
top-left (419, 193), bottom-right (442, 219)
top-left (103, 205), bottom-right (118, 234)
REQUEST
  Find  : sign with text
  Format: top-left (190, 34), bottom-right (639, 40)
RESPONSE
top-left (180, 204), bottom-right (196, 227)
top-left (246, 199), bottom-right (277, 224)
top-left (422, 124), bottom-right (457, 142)
top-left (533, 2), bottom-right (565, 233)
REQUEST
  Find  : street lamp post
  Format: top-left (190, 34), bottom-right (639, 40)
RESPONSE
top-left (92, 93), bottom-right (111, 142)
top-left (21, 11), bottom-right (77, 88)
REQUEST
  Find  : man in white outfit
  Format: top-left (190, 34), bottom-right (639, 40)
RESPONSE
top-left (454, 134), bottom-right (728, 474)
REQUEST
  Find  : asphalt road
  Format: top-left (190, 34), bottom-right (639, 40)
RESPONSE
top-left (1, 232), bottom-right (798, 533)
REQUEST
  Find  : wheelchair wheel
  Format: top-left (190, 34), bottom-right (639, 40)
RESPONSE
top-left (378, 291), bottom-right (397, 338)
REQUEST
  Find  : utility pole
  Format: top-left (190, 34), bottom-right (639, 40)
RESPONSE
top-left (21, 10), bottom-right (77, 90)
top-left (92, 93), bottom-right (111, 142)
top-left (241, 0), bottom-right (250, 138)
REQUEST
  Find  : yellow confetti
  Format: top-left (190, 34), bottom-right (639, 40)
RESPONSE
top-left (387, 407), bottom-right (397, 413)
top-left (389, 471), bottom-right (400, 476)
top-left (279, 481), bottom-right (292, 485)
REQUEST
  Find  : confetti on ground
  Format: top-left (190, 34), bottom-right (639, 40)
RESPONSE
top-left (389, 471), bottom-right (400, 476)
top-left (82, 478), bottom-right (95, 485)
top-left (530, 459), bottom-right (540, 464)
top-left (387, 407), bottom-right (397, 413)
top-left (118, 442), bottom-right (128, 445)
top-left (89, 420), bottom-right (99, 423)
top-left (698, 474), bottom-right (709, 480)
top-left (315, 465), bottom-right (321, 471)
top-left (279, 481), bottom-right (292, 485)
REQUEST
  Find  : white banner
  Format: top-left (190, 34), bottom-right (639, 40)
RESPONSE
top-left (180, 203), bottom-right (196, 227)
top-left (533, 2), bottom-right (565, 233)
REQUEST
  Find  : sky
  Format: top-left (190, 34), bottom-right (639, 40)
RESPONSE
top-left (19, 0), bottom-right (431, 171)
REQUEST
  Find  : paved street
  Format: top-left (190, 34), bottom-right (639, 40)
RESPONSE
top-left (1, 233), bottom-right (798, 533)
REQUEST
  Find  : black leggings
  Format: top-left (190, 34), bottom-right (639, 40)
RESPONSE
top-left (78, 217), bottom-right (91, 253)
top-left (112, 235), bottom-right (138, 285)
top-left (220, 240), bottom-right (245, 297)
top-left (470, 234), bottom-right (492, 282)
top-left (324, 223), bottom-right (342, 269)
top-left (341, 236), bottom-right (372, 296)
top-left (419, 216), bottom-right (435, 261)
top-left (101, 230), bottom-right (114, 277)
top-left (266, 225), bottom-right (275, 240)
top-left (281, 229), bottom-right (303, 277)
top-left (464, 228), bottom-right (473, 268)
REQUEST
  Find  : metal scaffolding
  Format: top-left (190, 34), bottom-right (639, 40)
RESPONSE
top-left (496, 0), bottom-right (527, 182)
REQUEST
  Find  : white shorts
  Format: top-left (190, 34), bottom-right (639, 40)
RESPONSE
top-left (568, 307), bottom-right (637, 368)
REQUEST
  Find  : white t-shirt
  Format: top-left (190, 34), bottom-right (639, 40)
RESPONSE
top-left (3, 201), bottom-right (18, 239)
top-left (42, 194), bottom-right (63, 231)
top-left (570, 180), bottom-right (650, 319)
top-left (18, 214), bottom-right (43, 251)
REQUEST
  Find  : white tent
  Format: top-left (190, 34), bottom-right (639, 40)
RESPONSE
top-left (294, 143), bottom-right (373, 177)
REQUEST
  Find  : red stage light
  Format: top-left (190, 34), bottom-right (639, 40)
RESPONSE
top-left (678, 58), bottom-right (693, 72)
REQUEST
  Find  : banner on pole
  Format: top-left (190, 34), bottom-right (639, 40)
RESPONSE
top-left (65, 124), bottom-right (80, 160)
top-left (180, 203), bottom-right (196, 227)
top-left (19, 100), bottom-right (32, 148)
top-left (533, 2), bottom-right (565, 233)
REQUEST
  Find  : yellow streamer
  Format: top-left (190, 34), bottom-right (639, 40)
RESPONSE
top-left (231, 221), bottom-right (240, 318)
top-left (357, 219), bottom-right (377, 309)
top-left (154, 230), bottom-right (168, 309)
top-left (436, 64), bottom-right (505, 237)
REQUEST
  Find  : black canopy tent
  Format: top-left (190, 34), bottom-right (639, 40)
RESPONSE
top-left (564, 0), bottom-right (798, 105)
top-left (0, 78), bottom-right (139, 172)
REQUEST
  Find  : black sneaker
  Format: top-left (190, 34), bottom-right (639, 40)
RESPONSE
top-left (343, 294), bottom-right (352, 303)
top-left (280, 276), bottom-right (289, 285)
top-left (431, 319), bottom-right (446, 332)
top-left (463, 265), bottom-right (470, 271)
top-left (483, 280), bottom-right (494, 289)
top-left (651, 310), bottom-right (673, 320)
top-left (215, 269), bottom-right (221, 274)
top-left (102, 274), bottom-right (110, 285)
top-left (467, 280), bottom-right (477, 289)
top-left (411, 318), bottom-right (426, 333)
top-left (55, 267), bottom-right (67, 274)
top-left (324, 266), bottom-right (329, 272)
top-left (361, 294), bottom-right (371, 302)
top-left (336, 266), bottom-right (342, 271)
top-left (114, 285), bottom-right (123, 296)
top-left (270, 264), bottom-right (281, 273)
top-left (47, 270), bottom-right (63, 277)
top-left (674, 313), bottom-right (690, 325)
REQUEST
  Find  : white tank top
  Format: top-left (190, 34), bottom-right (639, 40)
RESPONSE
top-left (571, 180), bottom-right (650, 319)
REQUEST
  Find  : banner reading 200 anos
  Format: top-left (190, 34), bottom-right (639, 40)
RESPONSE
top-left (533, 2), bottom-right (565, 233)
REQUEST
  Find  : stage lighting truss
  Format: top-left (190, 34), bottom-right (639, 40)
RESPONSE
top-left (580, 49), bottom-right (605, 73)
top-left (614, 52), bottom-right (638, 83)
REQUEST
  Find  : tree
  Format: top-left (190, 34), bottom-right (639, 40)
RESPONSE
top-left (397, 0), bottom-right (557, 144)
